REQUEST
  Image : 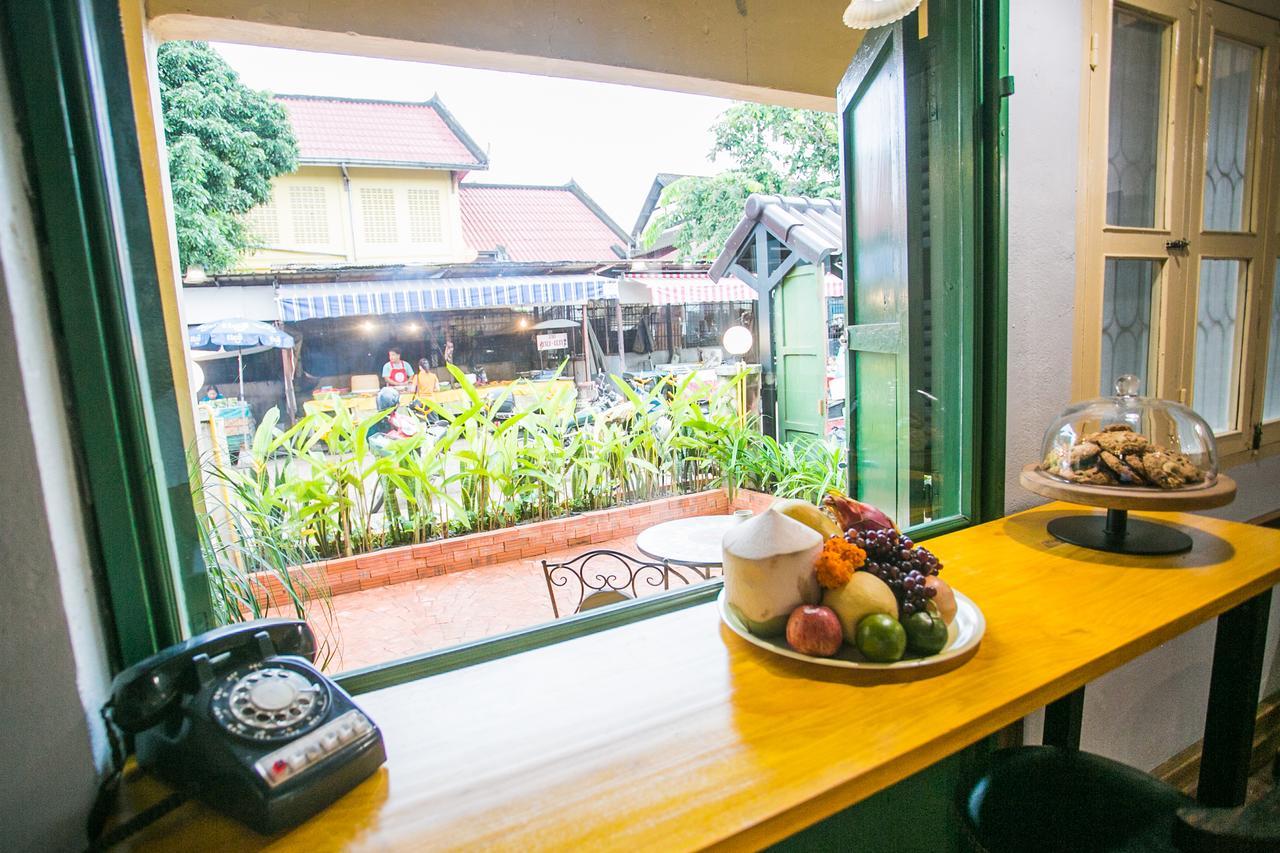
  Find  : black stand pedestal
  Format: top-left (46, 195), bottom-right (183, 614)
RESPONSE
top-left (1047, 509), bottom-right (1193, 555)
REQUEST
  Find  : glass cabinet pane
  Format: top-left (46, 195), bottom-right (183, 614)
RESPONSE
top-left (1193, 259), bottom-right (1245, 431)
top-left (1202, 36), bottom-right (1260, 232)
top-left (1100, 258), bottom-right (1158, 395)
top-left (1265, 263), bottom-right (1280, 422)
top-left (1106, 10), bottom-right (1167, 228)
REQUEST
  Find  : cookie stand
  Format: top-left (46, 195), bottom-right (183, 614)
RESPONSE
top-left (1024, 375), bottom-right (1237, 555)
top-left (1020, 465), bottom-right (1237, 555)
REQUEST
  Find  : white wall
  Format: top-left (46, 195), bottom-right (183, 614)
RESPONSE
top-left (1007, 0), bottom-right (1280, 771)
top-left (182, 283), bottom-right (279, 323)
top-left (0, 44), bottom-right (112, 853)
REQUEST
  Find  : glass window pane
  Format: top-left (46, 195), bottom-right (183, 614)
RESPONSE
top-left (1264, 262), bottom-right (1280, 422)
top-left (1193, 259), bottom-right (1245, 431)
top-left (1106, 10), bottom-right (1167, 228)
top-left (1100, 258), bottom-right (1158, 395)
top-left (1203, 37), bottom-right (1260, 232)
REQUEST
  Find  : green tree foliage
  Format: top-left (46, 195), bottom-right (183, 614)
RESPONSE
top-left (642, 104), bottom-right (839, 261)
top-left (158, 41), bottom-right (298, 274)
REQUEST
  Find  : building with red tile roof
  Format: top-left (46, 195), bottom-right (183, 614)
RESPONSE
top-left (274, 94), bottom-right (487, 171)
top-left (459, 182), bottom-right (629, 263)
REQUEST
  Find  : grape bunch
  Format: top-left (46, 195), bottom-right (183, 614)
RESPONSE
top-left (845, 528), bottom-right (944, 617)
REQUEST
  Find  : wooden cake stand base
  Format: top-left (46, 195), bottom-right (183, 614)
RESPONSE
top-left (1020, 465), bottom-right (1237, 555)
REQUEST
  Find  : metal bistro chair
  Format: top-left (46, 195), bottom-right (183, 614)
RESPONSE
top-left (541, 550), bottom-right (673, 618)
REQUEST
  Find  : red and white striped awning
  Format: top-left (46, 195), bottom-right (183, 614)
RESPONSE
top-left (824, 272), bottom-right (843, 298)
top-left (623, 271), bottom-right (844, 306)
top-left (627, 272), bottom-right (756, 306)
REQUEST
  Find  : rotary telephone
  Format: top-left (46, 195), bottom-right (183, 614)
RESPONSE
top-left (104, 619), bottom-right (386, 836)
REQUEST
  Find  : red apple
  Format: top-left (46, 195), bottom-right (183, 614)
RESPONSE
top-left (785, 605), bottom-right (844, 657)
top-left (925, 576), bottom-right (958, 625)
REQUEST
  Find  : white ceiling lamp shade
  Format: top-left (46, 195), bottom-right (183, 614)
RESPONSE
top-left (841, 0), bottom-right (922, 29)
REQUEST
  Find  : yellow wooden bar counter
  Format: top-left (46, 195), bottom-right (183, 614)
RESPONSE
top-left (120, 503), bottom-right (1280, 851)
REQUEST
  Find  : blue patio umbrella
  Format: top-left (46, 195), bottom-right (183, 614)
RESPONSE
top-left (188, 318), bottom-right (295, 400)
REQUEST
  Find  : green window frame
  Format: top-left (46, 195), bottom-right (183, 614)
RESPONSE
top-left (4, 0), bottom-right (1008, 693)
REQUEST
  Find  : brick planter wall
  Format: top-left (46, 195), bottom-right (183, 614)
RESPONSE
top-left (250, 488), bottom-right (779, 606)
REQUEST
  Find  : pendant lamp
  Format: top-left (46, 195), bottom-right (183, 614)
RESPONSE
top-left (842, 0), bottom-right (922, 29)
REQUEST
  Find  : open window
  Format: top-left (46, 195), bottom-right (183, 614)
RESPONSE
top-left (4, 0), bottom-right (1007, 688)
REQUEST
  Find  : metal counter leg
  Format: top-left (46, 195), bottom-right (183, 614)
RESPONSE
top-left (1197, 590), bottom-right (1272, 807)
top-left (1043, 687), bottom-right (1086, 750)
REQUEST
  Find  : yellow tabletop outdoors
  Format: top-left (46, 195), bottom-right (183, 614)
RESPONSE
top-left (121, 503), bottom-right (1280, 852)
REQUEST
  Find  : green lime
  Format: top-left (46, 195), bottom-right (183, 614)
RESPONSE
top-left (855, 613), bottom-right (907, 662)
top-left (903, 610), bottom-right (949, 656)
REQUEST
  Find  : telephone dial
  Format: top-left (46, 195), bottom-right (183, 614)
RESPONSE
top-left (107, 618), bottom-right (386, 835)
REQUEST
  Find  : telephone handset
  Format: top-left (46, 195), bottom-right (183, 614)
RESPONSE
top-left (108, 618), bottom-right (386, 835)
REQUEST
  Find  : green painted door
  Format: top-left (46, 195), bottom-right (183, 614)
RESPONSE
top-left (838, 23), bottom-right (915, 520)
top-left (773, 264), bottom-right (827, 443)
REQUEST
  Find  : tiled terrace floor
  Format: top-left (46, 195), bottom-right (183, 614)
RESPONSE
top-left (323, 532), bottom-right (648, 672)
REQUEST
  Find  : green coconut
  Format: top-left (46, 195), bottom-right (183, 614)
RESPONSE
top-left (722, 507), bottom-right (823, 636)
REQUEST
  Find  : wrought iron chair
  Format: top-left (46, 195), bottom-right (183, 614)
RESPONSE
top-left (666, 562), bottom-right (721, 584)
top-left (541, 550), bottom-right (673, 618)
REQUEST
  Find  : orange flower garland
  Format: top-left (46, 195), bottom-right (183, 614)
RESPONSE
top-left (814, 536), bottom-right (867, 589)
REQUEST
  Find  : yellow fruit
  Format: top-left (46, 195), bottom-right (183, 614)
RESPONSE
top-left (823, 572), bottom-right (899, 644)
top-left (773, 498), bottom-right (840, 540)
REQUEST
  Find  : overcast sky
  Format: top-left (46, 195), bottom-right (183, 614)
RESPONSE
top-left (213, 43), bottom-right (737, 231)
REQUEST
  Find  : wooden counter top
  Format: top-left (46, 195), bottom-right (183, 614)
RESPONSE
top-left (121, 503), bottom-right (1280, 851)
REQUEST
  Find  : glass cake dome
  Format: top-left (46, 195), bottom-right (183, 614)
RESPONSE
top-left (1039, 375), bottom-right (1218, 490)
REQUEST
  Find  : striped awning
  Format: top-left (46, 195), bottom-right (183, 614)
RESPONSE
top-left (627, 272), bottom-right (757, 306)
top-left (628, 271), bottom-right (844, 306)
top-left (276, 274), bottom-right (618, 321)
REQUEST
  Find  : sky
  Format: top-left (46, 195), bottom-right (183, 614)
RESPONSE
top-left (213, 43), bottom-right (738, 231)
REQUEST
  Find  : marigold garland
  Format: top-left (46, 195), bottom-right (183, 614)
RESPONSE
top-left (814, 536), bottom-right (867, 589)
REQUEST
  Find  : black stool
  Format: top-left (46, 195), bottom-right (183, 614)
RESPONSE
top-left (959, 746), bottom-right (1280, 853)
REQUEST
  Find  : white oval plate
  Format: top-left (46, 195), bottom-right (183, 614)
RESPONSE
top-left (717, 587), bottom-right (986, 670)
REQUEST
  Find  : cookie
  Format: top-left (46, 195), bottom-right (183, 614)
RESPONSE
top-left (1122, 454), bottom-right (1151, 485)
top-left (1083, 427), bottom-right (1150, 456)
top-left (1098, 450), bottom-right (1143, 484)
top-left (1141, 450), bottom-right (1202, 489)
top-left (1068, 466), bottom-right (1117, 486)
top-left (1068, 441), bottom-right (1101, 469)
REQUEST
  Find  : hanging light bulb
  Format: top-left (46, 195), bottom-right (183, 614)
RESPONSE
top-left (842, 0), bottom-right (922, 29)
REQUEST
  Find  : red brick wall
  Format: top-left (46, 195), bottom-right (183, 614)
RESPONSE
top-left (248, 489), bottom-right (777, 606)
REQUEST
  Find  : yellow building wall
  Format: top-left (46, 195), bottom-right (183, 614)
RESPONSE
top-left (239, 164), bottom-right (475, 270)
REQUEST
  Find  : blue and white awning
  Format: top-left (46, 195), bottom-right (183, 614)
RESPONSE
top-left (276, 274), bottom-right (619, 322)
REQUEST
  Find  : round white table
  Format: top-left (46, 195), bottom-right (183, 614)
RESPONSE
top-left (635, 514), bottom-right (741, 567)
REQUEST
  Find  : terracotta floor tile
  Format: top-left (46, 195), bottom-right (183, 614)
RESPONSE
top-left (272, 532), bottom-right (710, 673)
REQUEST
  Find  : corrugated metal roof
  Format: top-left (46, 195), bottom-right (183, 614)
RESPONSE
top-left (708, 194), bottom-right (843, 281)
top-left (275, 94), bottom-right (488, 169)
top-left (459, 182), bottom-right (629, 263)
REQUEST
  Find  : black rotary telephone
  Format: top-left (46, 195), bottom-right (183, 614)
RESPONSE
top-left (102, 619), bottom-right (385, 837)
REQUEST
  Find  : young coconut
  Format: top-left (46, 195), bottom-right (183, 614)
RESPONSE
top-left (722, 507), bottom-right (823, 636)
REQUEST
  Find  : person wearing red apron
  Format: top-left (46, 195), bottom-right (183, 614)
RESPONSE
top-left (382, 348), bottom-right (413, 389)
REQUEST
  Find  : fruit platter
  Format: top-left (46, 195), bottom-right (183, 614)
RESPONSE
top-left (718, 494), bottom-right (985, 670)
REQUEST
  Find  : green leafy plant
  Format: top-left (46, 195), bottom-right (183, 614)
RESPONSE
top-left (193, 368), bottom-right (848, 654)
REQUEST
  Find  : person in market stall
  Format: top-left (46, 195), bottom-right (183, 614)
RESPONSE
top-left (412, 358), bottom-right (439, 401)
top-left (381, 347), bottom-right (414, 391)
top-left (368, 386), bottom-right (421, 454)
top-left (200, 384), bottom-right (224, 402)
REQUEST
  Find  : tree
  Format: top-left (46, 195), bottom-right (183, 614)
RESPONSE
top-left (641, 104), bottom-right (839, 261)
top-left (158, 41), bottom-right (298, 274)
